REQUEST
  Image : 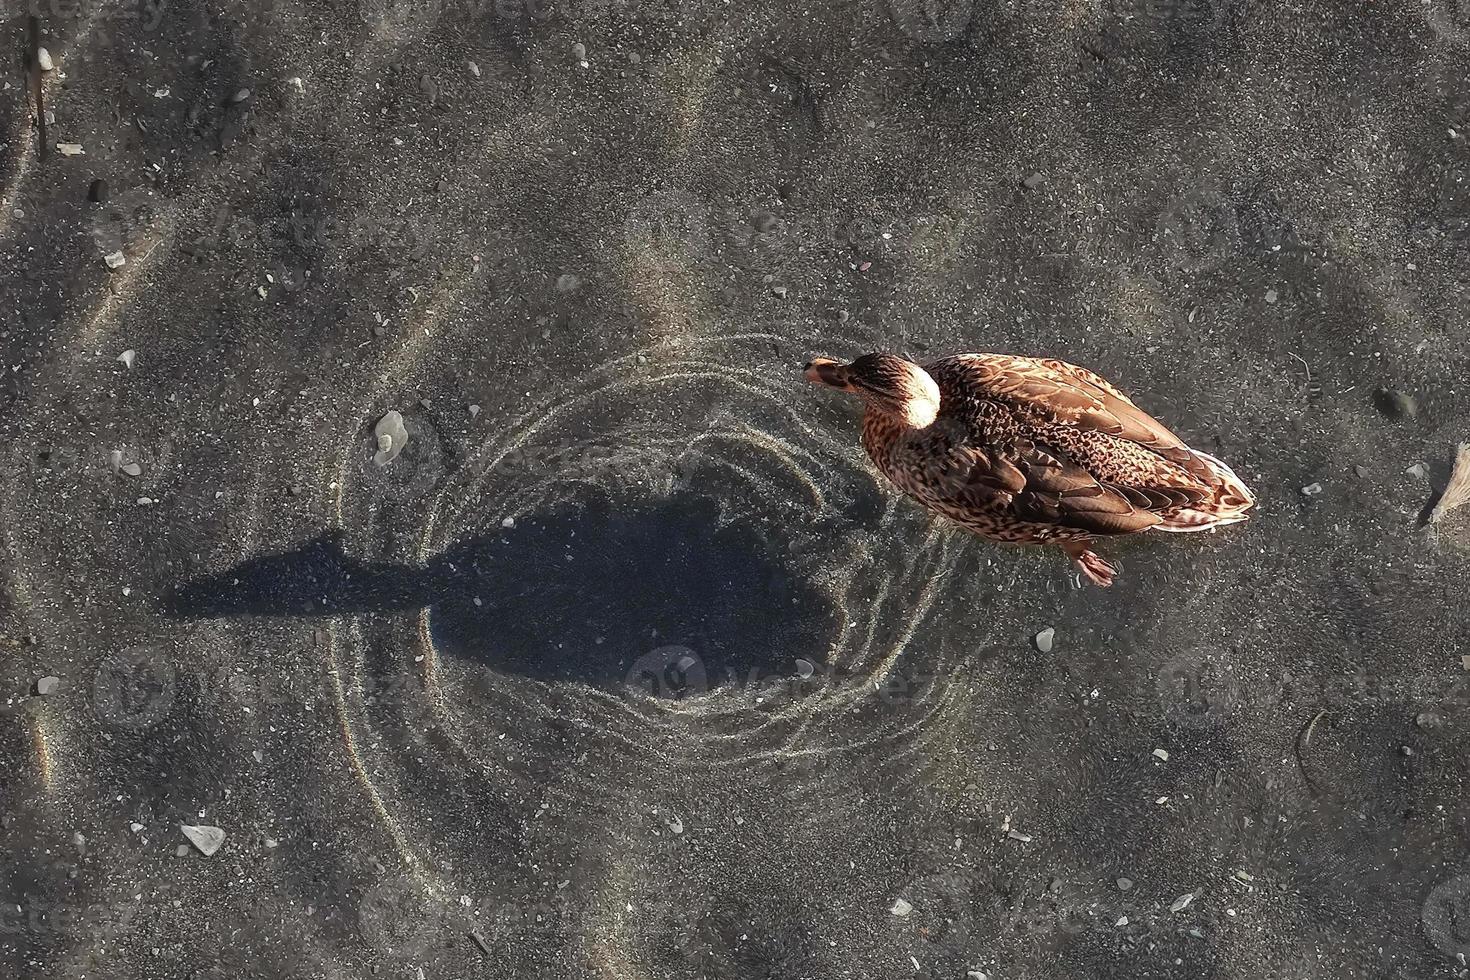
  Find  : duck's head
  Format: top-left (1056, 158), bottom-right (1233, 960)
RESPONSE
top-left (803, 352), bottom-right (941, 428)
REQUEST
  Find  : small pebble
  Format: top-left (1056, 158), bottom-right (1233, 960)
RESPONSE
top-left (1264, 289), bottom-right (1279, 304)
top-left (889, 897), bottom-right (912, 917)
top-left (771, 285), bottom-right (788, 298)
top-left (287, 77), bottom-right (305, 93)
top-left (252, 749), bottom-right (264, 762)
top-left (467, 60), bottom-right (481, 77)
top-left (501, 517), bottom-right (515, 529)
top-left (181, 824), bottom-right (226, 856)
top-left (56, 143), bottom-right (84, 156)
top-left (468, 404), bottom-right (481, 418)
top-left (104, 250), bottom-right (126, 269)
top-left (373, 410), bottom-right (408, 466)
top-left (117, 349), bottom-right (137, 368)
top-left (1116, 916), bottom-right (1129, 927)
top-left (1152, 748), bottom-right (1169, 762)
top-left (628, 52), bottom-right (642, 64)
top-left (35, 676), bottom-right (60, 696)
top-left (1170, 891), bottom-right (1196, 913)
top-left (1006, 829), bottom-right (1032, 842)
top-left (1400, 745), bottom-right (1414, 757)
top-left (1407, 463), bottom-right (1428, 480)
top-left (1021, 172), bottom-right (1044, 190)
top-left (231, 88), bottom-right (251, 103)
top-left (121, 462), bottom-right (142, 478)
top-left (1117, 877), bottom-right (1134, 892)
top-left (37, 47), bottom-right (54, 71)
top-left (795, 659), bottom-right (815, 679)
top-left (1034, 627), bottom-right (1055, 653)
top-left (1300, 482), bottom-right (1322, 496)
top-left (571, 42), bottom-right (587, 64)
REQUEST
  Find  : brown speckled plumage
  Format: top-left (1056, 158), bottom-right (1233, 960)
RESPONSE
top-left (806, 351), bottom-right (1255, 586)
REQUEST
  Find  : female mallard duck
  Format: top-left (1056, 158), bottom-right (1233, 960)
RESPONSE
top-left (804, 352), bottom-right (1255, 587)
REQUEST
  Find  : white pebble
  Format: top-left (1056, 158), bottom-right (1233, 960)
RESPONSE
top-left (180, 824), bottom-right (227, 856)
top-left (37, 48), bottom-right (54, 71)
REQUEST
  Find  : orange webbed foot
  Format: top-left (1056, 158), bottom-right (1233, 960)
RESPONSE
top-left (1061, 541), bottom-right (1116, 587)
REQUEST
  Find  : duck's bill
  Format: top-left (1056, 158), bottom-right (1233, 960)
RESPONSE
top-left (803, 358), bottom-right (846, 387)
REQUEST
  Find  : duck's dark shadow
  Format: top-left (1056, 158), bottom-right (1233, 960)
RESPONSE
top-left (165, 493), bottom-right (835, 691)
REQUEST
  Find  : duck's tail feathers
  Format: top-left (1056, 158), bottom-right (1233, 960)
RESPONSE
top-left (1155, 450), bottom-right (1256, 533)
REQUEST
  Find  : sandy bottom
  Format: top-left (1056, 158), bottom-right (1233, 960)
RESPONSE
top-left (2, 1), bottom-right (1469, 977)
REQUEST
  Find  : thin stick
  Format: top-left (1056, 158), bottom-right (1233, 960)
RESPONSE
top-left (1294, 709), bottom-right (1327, 797)
top-left (28, 16), bottom-right (46, 159)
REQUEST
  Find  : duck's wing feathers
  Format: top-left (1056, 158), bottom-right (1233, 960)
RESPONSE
top-left (928, 354), bottom-right (1190, 460)
top-left (930, 437), bottom-right (1162, 537)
